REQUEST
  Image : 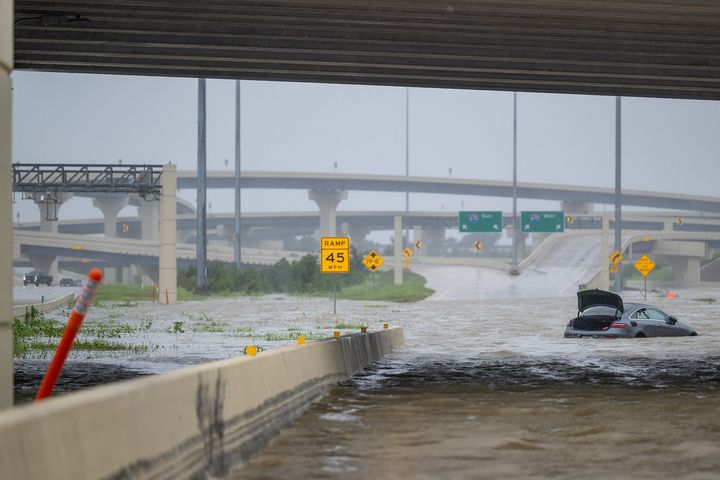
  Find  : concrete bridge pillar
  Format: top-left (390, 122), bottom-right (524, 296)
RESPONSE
top-left (1, 0), bottom-right (13, 409)
top-left (666, 257), bottom-right (702, 287)
top-left (348, 224), bottom-right (370, 251)
top-left (138, 196), bottom-right (160, 242)
top-left (92, 195), bottom-right (129, 284)
top-left (308, 190), bottom-right (347, 237)
top-left (159, 164), bottom-right (177, 304)
top-left (31, 192), bottom-right (73, 282)
top-left (561, 201), bottom-right (594, 215)
top-left (421, 228), bottom-right (445, 256)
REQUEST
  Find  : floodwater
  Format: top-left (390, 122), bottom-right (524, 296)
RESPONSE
top-left (13, 261), bottom-right (720, 478)
top-left (232, 283), bottom-right (720, 479)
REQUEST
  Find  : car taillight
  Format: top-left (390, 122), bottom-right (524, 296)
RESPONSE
top-left (610, 323), bottom-right (626, 329)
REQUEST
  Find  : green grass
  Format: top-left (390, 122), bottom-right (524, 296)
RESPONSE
top-left (337, 271), bottom-right (434, 302)
top-left (12, 305), bottom-right (147, 356)
top-left (694, 297), bottom-right (716, 304)
top-left (623, 265), bottom-right (674, 282)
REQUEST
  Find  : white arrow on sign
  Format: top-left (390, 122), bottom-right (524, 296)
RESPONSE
top-left (524, 224), bottom-right (530, 230)
top-left (493, 225), bottom-right (499, 230)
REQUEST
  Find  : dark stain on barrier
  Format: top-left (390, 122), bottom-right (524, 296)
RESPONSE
top-left (196, 372), bottom-right (227, 478)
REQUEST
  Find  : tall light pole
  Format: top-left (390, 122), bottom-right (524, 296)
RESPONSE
top-left (404, 87), bottom-right (410, 246)
top-left (613, 97), bottom-right (623, 292)
top-left (511, 92), bottom-right (519, 275)
top-left (234, 80), bottom-right (242, 269)
top-left (196, 78), bottom-right (208, 292)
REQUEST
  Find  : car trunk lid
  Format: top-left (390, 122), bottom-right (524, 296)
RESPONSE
top-left (577, 289), bottom-right (623, 314)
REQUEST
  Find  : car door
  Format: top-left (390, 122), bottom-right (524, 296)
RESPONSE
top-left (631, 308), bottom-right (663, 337)
top-left (645, 308), bottom-right (685, 337)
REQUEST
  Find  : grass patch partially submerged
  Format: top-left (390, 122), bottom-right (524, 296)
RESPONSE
top-left (337, 271), bottom-right (433, 302)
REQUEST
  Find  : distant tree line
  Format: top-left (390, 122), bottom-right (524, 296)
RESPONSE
top-left (178, 248), bottom-right (367, 294)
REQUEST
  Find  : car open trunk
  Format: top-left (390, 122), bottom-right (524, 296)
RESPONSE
top-left (571, 315), bottom-right (616, 331)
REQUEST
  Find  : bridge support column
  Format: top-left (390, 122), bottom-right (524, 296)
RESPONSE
top-left (308, 190), bottom-right (347, 237)
top-left (561, 201), bottom-right (594, 215)
top-left (138, 197), bottom-right (160, 242)
top-left (159, 164), bottom-right (177, 304)
top-left (31, 192), bottom-right (72, 282)
top-left (348, 224), bottom-right (370, 251)
top-left (92, 196), bottom-right (129, 284)
top-left (1, 4), bottom-right (13, 409)
top-left (394, 216), bottom-right (403, 286)
top-left (419, 228), bottom-right (445, 256)
top-left (667, 257), bottom-right (702, 287)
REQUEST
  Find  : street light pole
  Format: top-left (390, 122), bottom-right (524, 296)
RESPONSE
top-left (234, 79), bottom-right (242, 269)
top-left (196, 78), bottom-right (208, 292)
top-left (404, 87), bottom-right (410, 246)
top-left (613, 96), bottom-right (623, 292)
top-left (511, 92), bottom-right (519, 274)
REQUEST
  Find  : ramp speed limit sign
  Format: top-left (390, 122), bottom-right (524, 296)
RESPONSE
top-left (320, 237), bottom-right (350, 273)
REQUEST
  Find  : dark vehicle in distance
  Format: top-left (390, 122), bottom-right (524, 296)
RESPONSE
top-left (23, 271), bottom-right (52, 286)
top-left (565, 289), bottom-right (697, 338)
top-left (59, 278), bottom-right (77, 287)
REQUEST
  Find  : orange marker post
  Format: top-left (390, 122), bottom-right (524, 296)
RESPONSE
top-left (35, 268), bottom-right (103, 401)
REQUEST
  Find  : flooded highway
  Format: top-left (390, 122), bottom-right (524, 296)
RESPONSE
top-left (232, 268), bottom-right (720, 479)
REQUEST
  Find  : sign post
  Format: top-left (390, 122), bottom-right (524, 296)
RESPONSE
top-left (458, 211), bottom-right (502, 233)
top-left (320, 236), bottom-right (350, 313)
top-left (521, 211), bottom-right (565, 233)
top-left (634, 255), bottom-right (656, 300)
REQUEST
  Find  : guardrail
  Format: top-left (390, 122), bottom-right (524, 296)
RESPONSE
top-left (12, 292), bottom-right (75, 319)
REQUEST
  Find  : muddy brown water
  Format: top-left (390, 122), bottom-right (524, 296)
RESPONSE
top-left (233, 293), bottom-right (720, 479)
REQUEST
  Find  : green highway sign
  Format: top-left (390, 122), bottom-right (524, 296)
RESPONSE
top-left (458, 211), bottom-right (503, 233)
top-left (521, 211), bottom-right (565, 233)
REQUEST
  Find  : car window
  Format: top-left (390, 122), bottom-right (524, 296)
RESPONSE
top-left (631, 308), bottom-right (649, 319)
top-left (581, 306), bottom-right (619, 316)
top-left (645, 308), bottom-right (669, 321)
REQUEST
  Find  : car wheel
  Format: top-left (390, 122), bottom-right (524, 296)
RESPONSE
top-left (34, 281), bottom-right (39, 287)
top-left (635, 332), bottom-right (647, 338)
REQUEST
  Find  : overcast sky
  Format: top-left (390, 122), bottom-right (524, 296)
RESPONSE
top-left (10, 71), bottom-right (720, 236)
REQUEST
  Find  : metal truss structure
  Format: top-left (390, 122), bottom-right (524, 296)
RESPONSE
top-left (12, 164), bottom-right (163, 201)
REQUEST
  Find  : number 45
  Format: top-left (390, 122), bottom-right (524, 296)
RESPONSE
top-left (325, 252), bottom-right (345, 262)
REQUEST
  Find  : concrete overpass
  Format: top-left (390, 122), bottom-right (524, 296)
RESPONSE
top-left (13, 230), bottom-right (308, 282)
top-left (176, 171), bottom-right (720, 214)
top-left (13, 1), bottom-right (720, 101)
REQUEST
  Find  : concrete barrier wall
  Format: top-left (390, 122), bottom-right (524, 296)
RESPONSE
top-left (12, 292), bottom-right (75, 319)
top-left (0, 328), bottom-right (404, 479)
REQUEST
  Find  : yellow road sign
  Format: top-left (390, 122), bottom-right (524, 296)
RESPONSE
top-left (609, 250), bottom-right (623, 265)
top-left (675, 217), bottom-right (683, 226)
top-left (71, 245), bottom-right (85, 251)
top-left (403, 256), bottom-right (411, 270)
top-left (474, 240), bottom-right (482, 251)
top-left (402, 247), bottom-right (414, 258)
top-left (642, 235), bottom-right (651, 242)
top-left (609, 264), bottom-right (618, 274)
top-left (634, 255), bottom-right (656, 277)
top-left (320, 236), bottom-right (350, 273)
top-left (363, 249), bottom-right (384, 272)
top-left (414, 240), bottom-right (422, 250)
top-left (122, 223), bottom-right (129, 233)
top-left (566, 215), bottom-right (575, 225)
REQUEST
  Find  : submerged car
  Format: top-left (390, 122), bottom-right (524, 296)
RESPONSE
top-left (565, 289), bottom-right (697, 338)
top-left (59, 278), bottom-right (76, 287)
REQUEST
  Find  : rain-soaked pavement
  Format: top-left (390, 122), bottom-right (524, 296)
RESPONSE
top-left (13, 257), bottom-right (720, 478)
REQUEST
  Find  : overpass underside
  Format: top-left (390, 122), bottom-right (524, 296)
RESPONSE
top-left (14, 0), bottom-right (720, 100)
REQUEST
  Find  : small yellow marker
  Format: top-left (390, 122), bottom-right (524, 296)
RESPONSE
top-left (244, 345), bottom-right (258, 356)
top-left (360, 326), bottom-right (367, 333)
top-left (297, 336), bottom-right (306, 345)
top-left (333, 330), bottom-right (340, 338)
top-left (383, 323), bottom-right (389, 329)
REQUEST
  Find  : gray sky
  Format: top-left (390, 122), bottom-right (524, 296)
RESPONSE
top-left (10, 71), bottom-right (720, 236)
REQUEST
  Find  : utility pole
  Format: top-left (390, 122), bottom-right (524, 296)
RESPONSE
top-left (613, 97), bottom-right (623, 292)
top-left (404, 87), bottom-right (410, 246)
top-left (234, 80), bottom-right (242, 269)
top-left (196, 78), bottom-right (208, 292)
top-left (511, 92), bottom-right (519, 275)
